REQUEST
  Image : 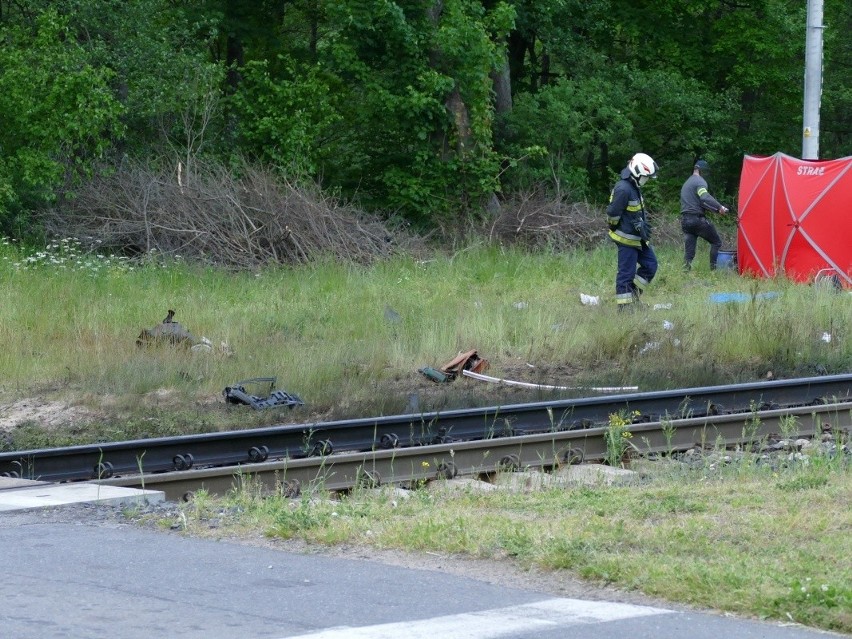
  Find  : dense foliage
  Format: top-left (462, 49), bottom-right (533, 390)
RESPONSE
top-left (0, 0), bottom-right (849, 233)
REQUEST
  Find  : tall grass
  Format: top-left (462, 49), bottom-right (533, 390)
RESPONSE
top-left (1, 237), bottom-right (849, 442)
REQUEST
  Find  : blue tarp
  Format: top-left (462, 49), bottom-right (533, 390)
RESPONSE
top-left (709, 292), bottom-right (780, 304)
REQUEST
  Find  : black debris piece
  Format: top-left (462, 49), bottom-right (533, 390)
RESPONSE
top-left (223, 377), bottom-right (304, 410)
top-left (418, 366), bottom-right (450, 383)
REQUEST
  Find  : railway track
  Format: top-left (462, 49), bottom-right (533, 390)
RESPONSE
top-left (2, 374), bottom-right (850, 500)
top-left (98, 400), bottom-right (852, 501)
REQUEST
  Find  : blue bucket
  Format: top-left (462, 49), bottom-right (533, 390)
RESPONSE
top-left (717, 250), bottom-right (737, 270)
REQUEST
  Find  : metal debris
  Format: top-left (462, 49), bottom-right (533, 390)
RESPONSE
top-left (419, 349), bottom-right (489, 384)
top-left (223, 377), bottom-right (304, 410)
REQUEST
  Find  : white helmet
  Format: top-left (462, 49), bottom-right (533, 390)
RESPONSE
top-left (628, 153), bottom-right (658, 185)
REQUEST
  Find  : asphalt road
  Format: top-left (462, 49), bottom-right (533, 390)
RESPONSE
top-left (0, 507), bottom-right (846, 639)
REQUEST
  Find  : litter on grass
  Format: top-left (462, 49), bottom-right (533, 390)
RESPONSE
top-left (709, 292), bottom-right (779, 304)
top-left (136, 309), bottom-right (197, 347)
top-left (419, 349), bottom-right (489, 383)
top-left (462, 370), bottom-right (637, 393)
top-left (222, 377), bottom-right (304, 410)
top-left (420, 349), bottom-right (636, 392)
top-left (136, 308), bottom-right (231, 355)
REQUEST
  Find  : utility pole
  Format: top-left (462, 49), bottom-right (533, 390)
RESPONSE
top-left (802, 0), bottom-right (825, 160)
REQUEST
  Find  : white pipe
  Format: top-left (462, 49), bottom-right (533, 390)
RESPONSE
top-left (462, 369), bottom-right (638, 393)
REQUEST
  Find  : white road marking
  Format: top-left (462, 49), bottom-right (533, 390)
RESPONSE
top-left (281, 597), bottom-right (674, 639)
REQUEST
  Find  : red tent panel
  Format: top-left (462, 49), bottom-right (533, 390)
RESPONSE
top-left (737, 152), bottom-right (852, 285)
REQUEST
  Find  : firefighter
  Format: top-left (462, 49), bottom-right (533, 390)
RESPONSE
top-left (680, 159), bottom-right (729, 270)
top-left (606, 152), bottom-right (659, 310)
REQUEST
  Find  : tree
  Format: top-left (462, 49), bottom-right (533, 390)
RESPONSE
top-left (230, 0), bottom-right (514, 225)
top-left (820, 0), bottom-right (852, 158)
top-left (499, 0), bottom-right (820, 200)
top-left (0, 10), bottom-right (123, 232)
top-left (1, 0), bottom-right (848, 234)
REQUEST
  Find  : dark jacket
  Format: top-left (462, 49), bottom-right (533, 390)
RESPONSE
top-left (680, 174), bottom-right (723, 215)
top-left (606, 168), bottom-right (649, 247)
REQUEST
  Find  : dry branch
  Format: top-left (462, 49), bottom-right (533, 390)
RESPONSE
top-left (484, 188), bottom-right (683, 250)
top-left (41, 160), bottom-right (420, 268)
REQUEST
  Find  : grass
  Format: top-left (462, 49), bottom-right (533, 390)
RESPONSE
top-left (170, 451), bottom-right (852, 633)
top-left (1, 237), bottom-right (848, 447)
top-left (1, 235), bottom-right (849, 450)
top-left (3, 235), bottom-right (851, 632)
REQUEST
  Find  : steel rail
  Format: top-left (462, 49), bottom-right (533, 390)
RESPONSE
top-left (99, 401), bottom-right (852, 502)
top-left (3, 373), bottom-right (851, 483)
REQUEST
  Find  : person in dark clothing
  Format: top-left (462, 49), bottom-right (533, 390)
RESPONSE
top-left (606, 152), bottom-right (659, 310)
top-left (680, 159), bottom-right (729, 270)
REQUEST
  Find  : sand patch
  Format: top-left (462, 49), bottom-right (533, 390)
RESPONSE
top-left (0, 398), bottom-right (99, 433)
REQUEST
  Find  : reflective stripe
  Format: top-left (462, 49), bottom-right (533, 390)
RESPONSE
top-left (612, 229), bottom-right (641, 241)
top-left (697, 187), bottom-right (708, 197)
top-left (616, 293), bottom-right (634, 305)
top-left (609, 230), bottom-right (642, 247)
top-left (634, 275), bottom-right (650, 289)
